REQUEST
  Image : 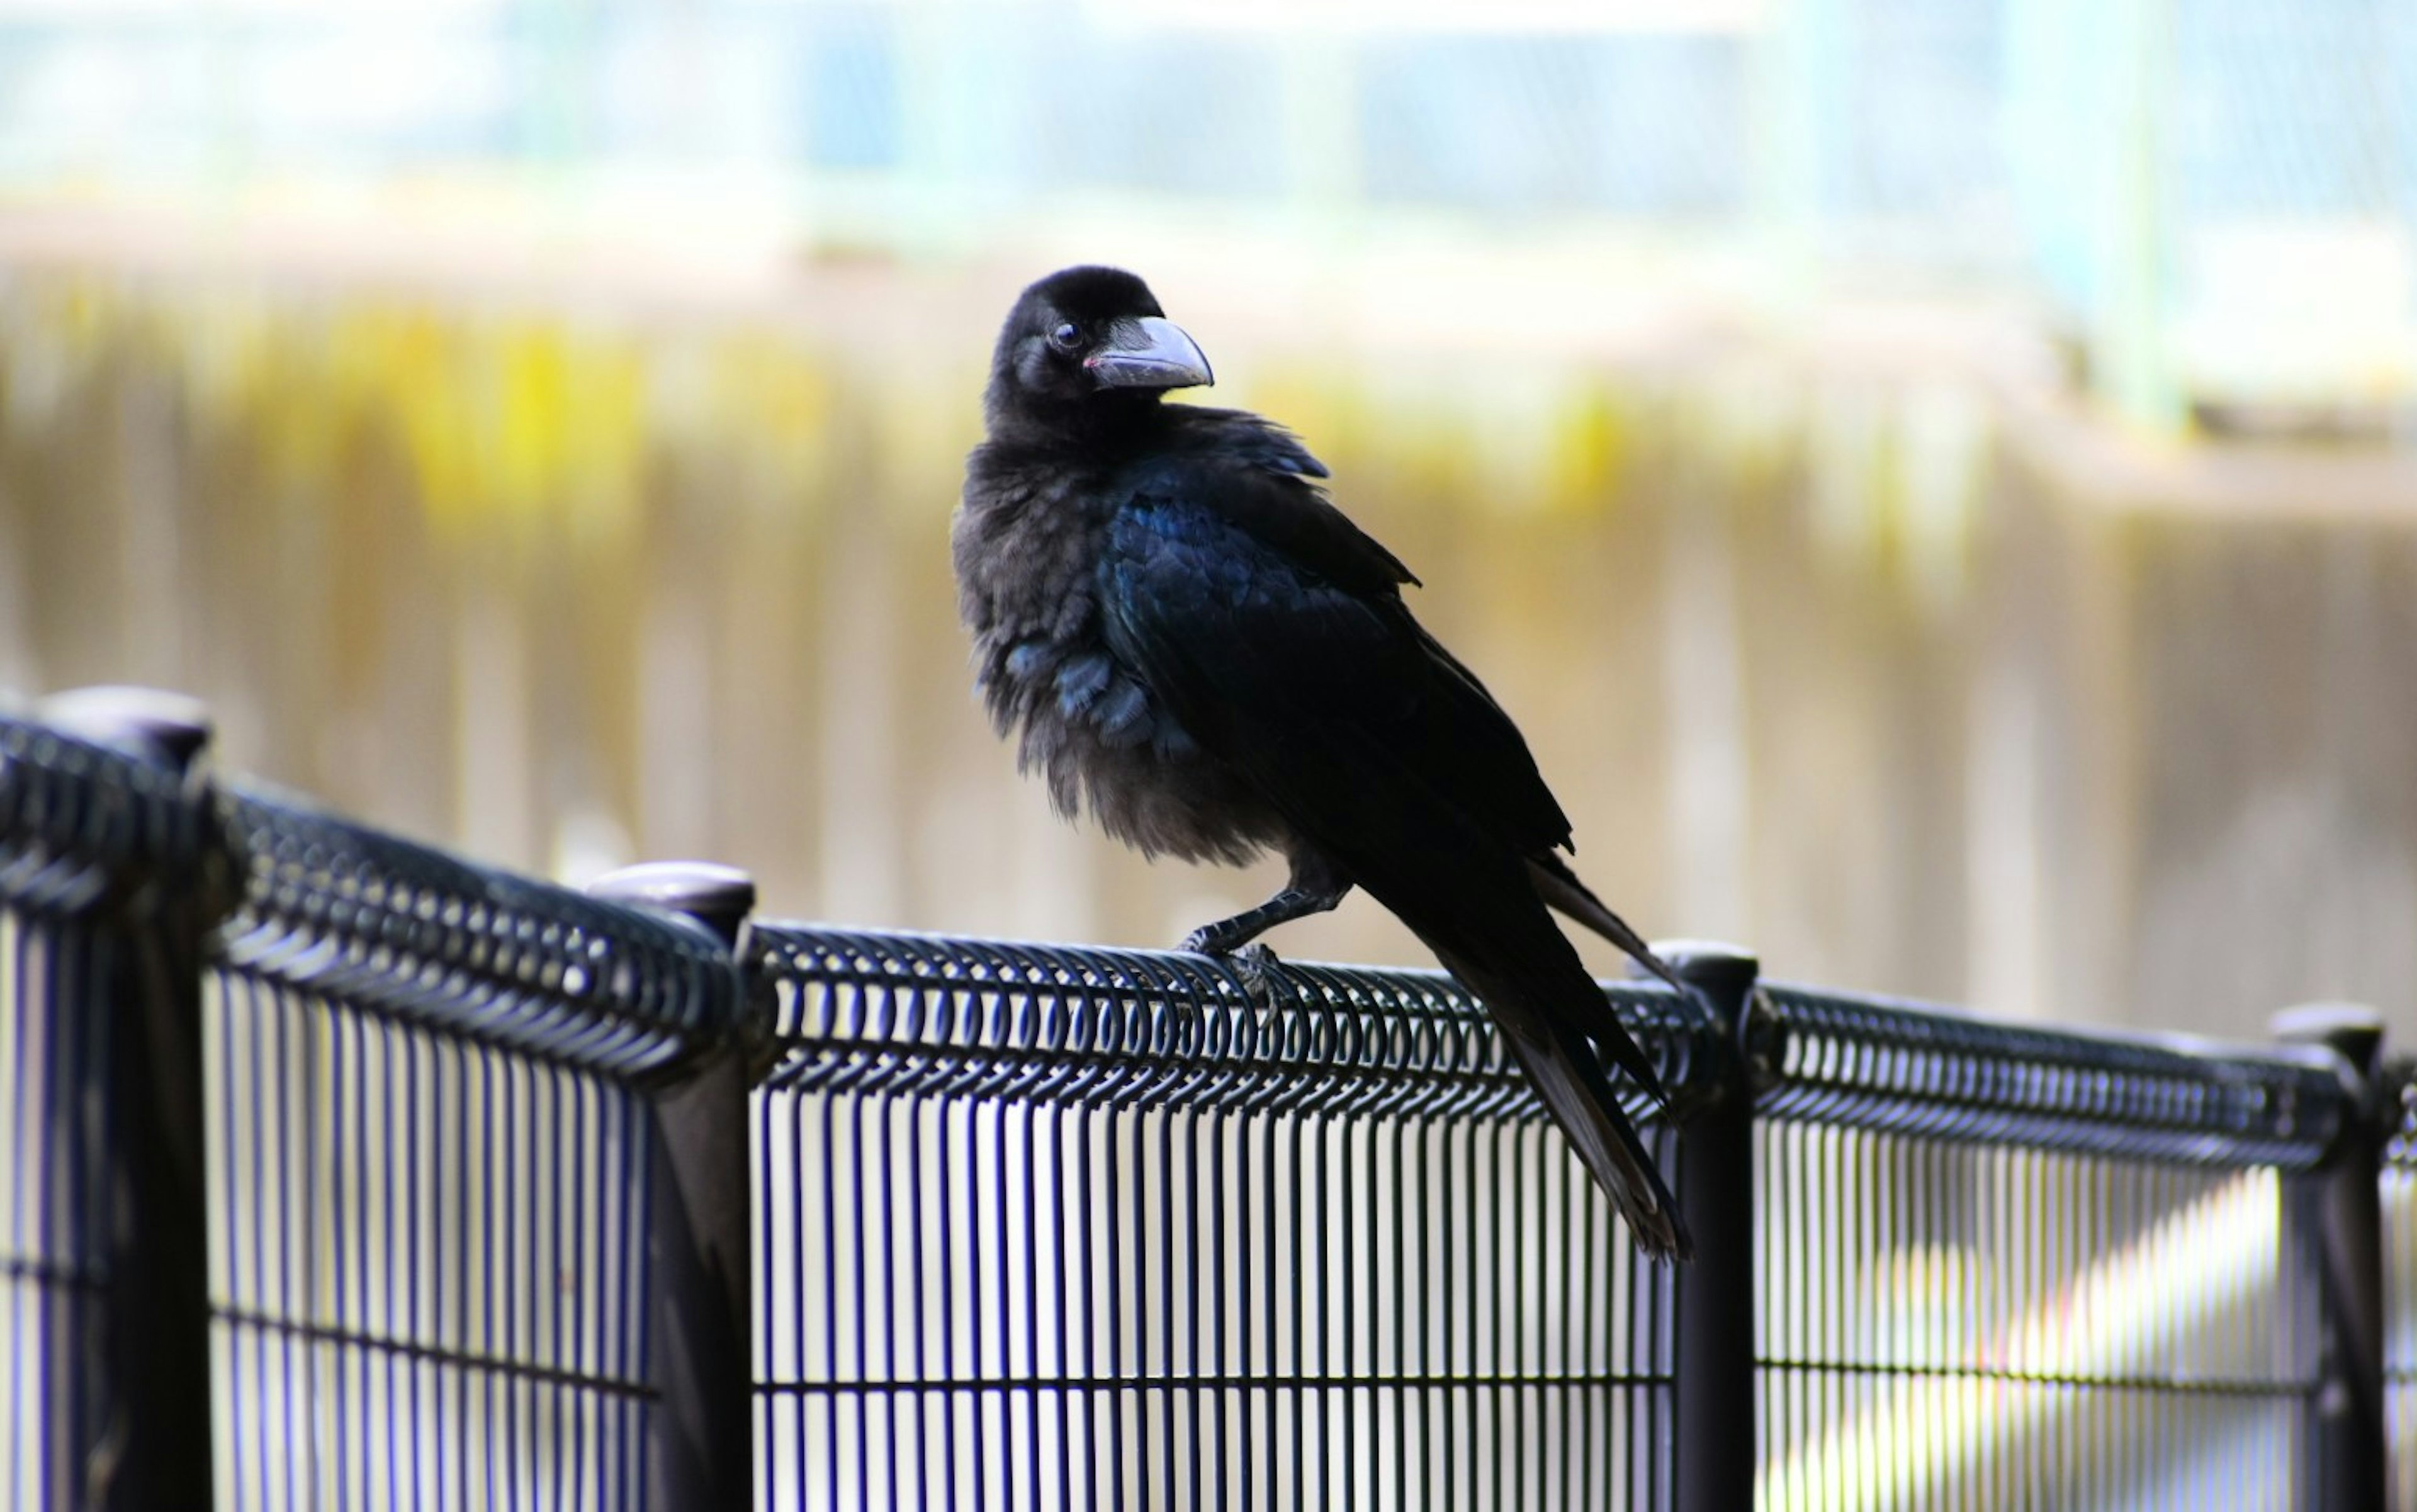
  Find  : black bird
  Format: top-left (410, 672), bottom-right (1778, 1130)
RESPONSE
top-left (954, 266), bottom-right (1692, 1260)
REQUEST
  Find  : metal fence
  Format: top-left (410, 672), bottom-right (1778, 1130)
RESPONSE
top-left (204, 787), bottom-right (745, 1508)
top-left (0, 687), bottom-right (2401, 1510)
top-left (2, 705), bottom-right (223, 1509)
top-left (1747, 988), bottom-right (2349, 1509)
top-left (747, 927), bottom-right (1713, 1511)
top-left (3, 695), bottom-right (754, 1510)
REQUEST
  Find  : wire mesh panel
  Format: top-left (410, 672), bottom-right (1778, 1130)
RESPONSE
top-left (1751, 986), bottom-right (2345, 1510)
top-left (749, 925), bottom-right (1720, 1512)
top-left (204, 788), bottom-right (742, 1511)
top-left (1, 714), bottom-right (221, 1510)
top-left (17, 692), bottom-right (2401, 1509)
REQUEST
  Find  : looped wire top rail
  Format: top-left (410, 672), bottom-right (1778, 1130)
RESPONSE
top-left (1755, 983), bottom-right (2350, 1169)
top-left (751, 923), bottom-right (1726, 1122)
top-left (214, 784), bottom-right (747, 1081)
top-left (0, 714), bottom-right (220, 918)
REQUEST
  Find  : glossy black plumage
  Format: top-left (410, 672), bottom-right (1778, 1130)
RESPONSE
top-left (954, 266), bottom-right (1692, 1259)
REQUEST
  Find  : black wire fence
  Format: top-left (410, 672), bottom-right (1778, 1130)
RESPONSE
top-left (205, 788), bottom-right (744, 1507)
top-left (0, 687), bottom-right (2399, 1510)
top-left (748, 927), bottom-right (1711, 1510)
top-left (1750, 989), bottom-right (2347, 1509)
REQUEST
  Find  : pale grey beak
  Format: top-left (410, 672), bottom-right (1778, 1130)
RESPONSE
top-left (1085, 315), bottom-right (1213, 391)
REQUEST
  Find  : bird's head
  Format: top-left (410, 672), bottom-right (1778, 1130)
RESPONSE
top-left (985, 266), bottom-right (1213, 434)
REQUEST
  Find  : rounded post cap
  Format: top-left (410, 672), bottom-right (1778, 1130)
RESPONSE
top-left (1636, 939), bottom-right (1761, 996)
top-left (2271, 1001), bottom-right (2387, 1071)
top-left (587, 860), bottom-right (756, 947)
top-left (37, 685), bottom-right (213, 774)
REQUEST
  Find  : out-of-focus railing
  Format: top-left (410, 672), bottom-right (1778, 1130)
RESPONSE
top-left (1746, 985), bottom-right (2357, 1510)
top-left (0, 685), bottom-right (2404, 1509)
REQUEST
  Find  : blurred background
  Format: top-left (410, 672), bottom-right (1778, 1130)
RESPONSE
top-left (0, 0), bottom-right (2410, 1041)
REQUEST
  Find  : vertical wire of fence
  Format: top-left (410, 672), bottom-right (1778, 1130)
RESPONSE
top-left (1749, 987), bottom-right (2353, 1509)
top-left (745, 925), bottom-right (1723, 1512)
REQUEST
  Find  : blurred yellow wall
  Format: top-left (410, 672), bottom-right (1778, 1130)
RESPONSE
top-left (3, 234), bottom-right (2413, 1042)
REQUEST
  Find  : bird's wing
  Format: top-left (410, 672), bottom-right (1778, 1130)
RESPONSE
top-left (1098, 481), bottom-right (1655, 1094)
top-left (1123, 437), bottom-right (1414, 594)
top-left (1103, 463), bottom-right (1570, 855)
top-left (1099, 481), bottom-right (1686, 1256)
top-left (1163, 405), bottom-right (1336, 481)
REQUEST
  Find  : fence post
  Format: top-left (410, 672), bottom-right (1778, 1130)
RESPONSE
top-left (38, 687), bottom-right (223, 1509)
top-left (2273, 1001), bottom-right (2387, 1512)
top-left (589, 862), bottom-right (758, 1512)
top-left (1650, 940), bottom-right (1761, 1512)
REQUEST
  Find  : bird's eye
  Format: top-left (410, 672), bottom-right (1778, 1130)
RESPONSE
top-left (1049, 322), bottom-right (1083, 352)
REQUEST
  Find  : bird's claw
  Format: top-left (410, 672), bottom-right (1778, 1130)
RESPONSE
top-left (1185, 929), bottom-right (1286, 1012)
top-left (1225, 942), bottom-right (1283, 1014)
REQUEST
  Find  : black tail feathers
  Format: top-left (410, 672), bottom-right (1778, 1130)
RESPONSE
top-left (1432, 944), bottom-right (1693, 1262)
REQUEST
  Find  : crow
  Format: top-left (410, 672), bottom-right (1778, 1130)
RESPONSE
top-left (954, 266), bottom-right (1692, 1260)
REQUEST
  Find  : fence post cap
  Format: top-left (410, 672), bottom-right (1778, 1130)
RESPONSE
top-left (1637, 939), bottom-right (1760, 996)
top-left (587, 860), bottom-right (757, 948)
top-left (2272, 1001), bottom-right (2387, 1075)
top-left (37, 684), bottom-right (213, 774)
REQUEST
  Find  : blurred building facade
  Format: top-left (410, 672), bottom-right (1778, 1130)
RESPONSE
top-left (0, 0), bottom-right (2411, 1039)
top-left (3, 0), bottom-right (2410, 420)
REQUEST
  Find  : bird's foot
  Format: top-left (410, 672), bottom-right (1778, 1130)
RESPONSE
top-left (1210, 941), bottom-right (1285, 1014)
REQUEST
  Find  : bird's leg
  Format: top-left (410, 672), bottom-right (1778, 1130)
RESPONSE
top-left (1180, 889), bottom-right (1336, 955)
top-left (1180, 855), bottom-right (1351, 957)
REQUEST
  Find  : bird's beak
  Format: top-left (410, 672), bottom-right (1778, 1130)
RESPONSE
top-left (1085, 316), bottom-right (1214, 391)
